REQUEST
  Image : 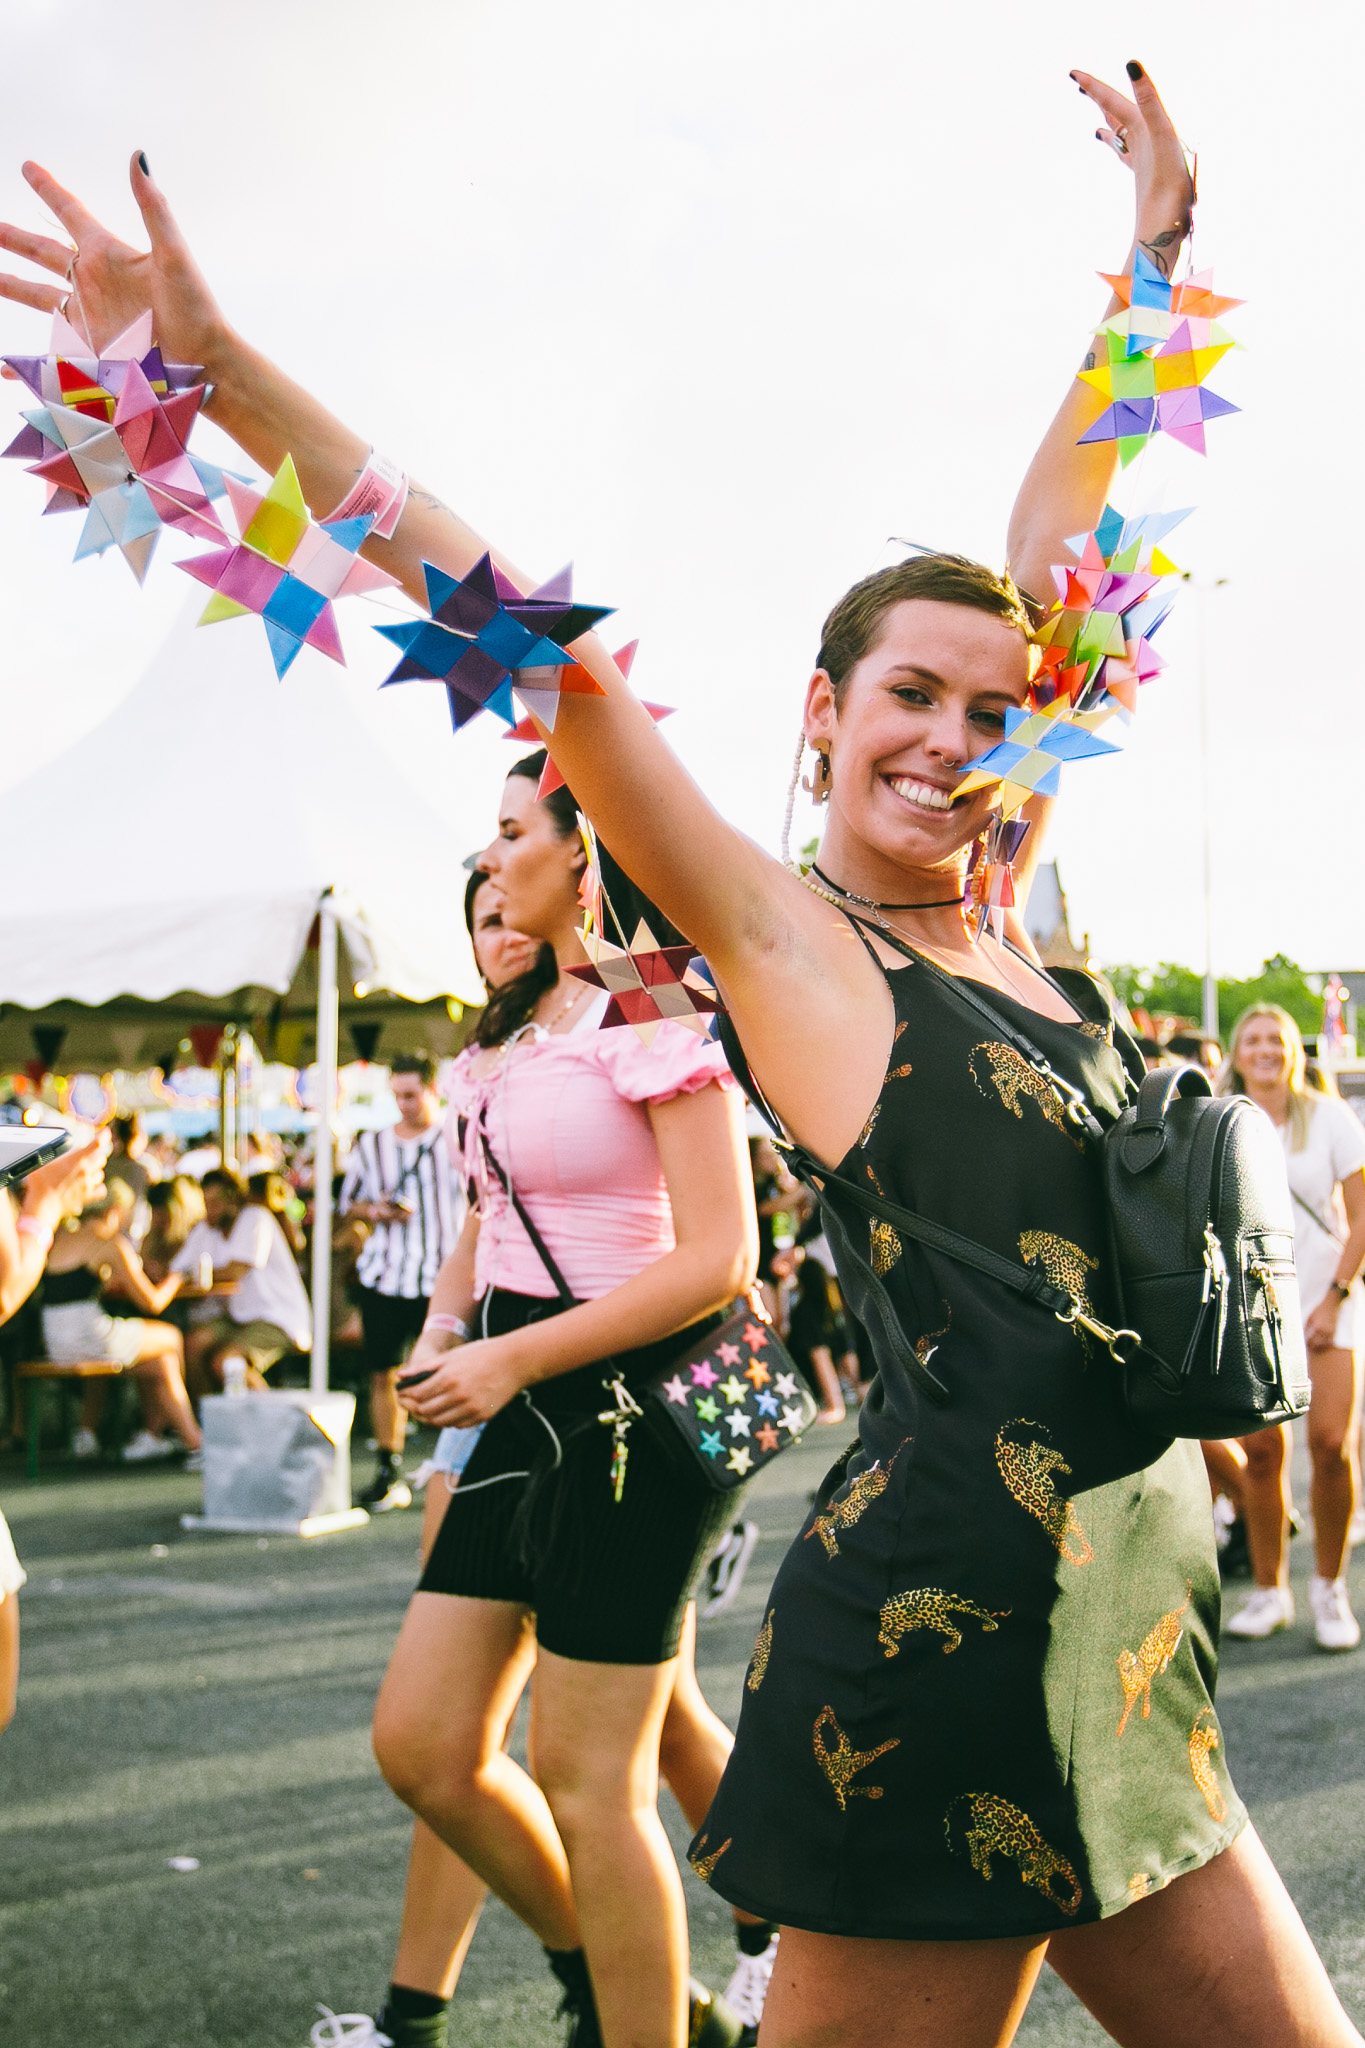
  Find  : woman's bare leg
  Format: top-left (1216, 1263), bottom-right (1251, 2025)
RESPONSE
top-left (391, 1817), bottom-right (490, 1998)
top-left (1238, 1422), bottom-right (1293, 1587)
top-left (373, 1594), bottom-right (576, 1950)
top-left (129, 1323), bottom-right (201, 1448)
top-left (1307, 1347), bottom-right (1361, 1580)
top-left (1201, 1438), bottom-right (1246, 1518)
top-left (532, 1646), bottom-right (687, 2048)
top-left (807, 1345), bottom-right (846, 1424)
top-left (1048, 1827), bottom-right (1361, 2047)
top-left (758, 1928), bottom-right (1047, 2048)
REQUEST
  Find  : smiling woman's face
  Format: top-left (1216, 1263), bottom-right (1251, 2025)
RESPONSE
top-left (1235, 1012), bottom-right (1295, 1091)
top-left (806, 597), bottom-right (1032, 876)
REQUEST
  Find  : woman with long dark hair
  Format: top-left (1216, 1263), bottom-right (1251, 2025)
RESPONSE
top-left (0, 55), bottom-right (1357, 2048)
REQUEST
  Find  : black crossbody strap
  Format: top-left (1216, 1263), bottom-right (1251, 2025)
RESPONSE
top-left (479, 1128), bottom-right (577, 1307)
top-left (715, 1010), bottom-right (1075, 1337)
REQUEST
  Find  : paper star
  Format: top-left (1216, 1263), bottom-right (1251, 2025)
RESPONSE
top-left (726, 1446), bottom-right (754, 1477)
top-left (954, 701), bottom-right (1121, 814)
top-left (3, 308), bottom-right (202, 431)
top-left (1075, 260), bottom-right (1242, 464)
top-left (745, 1359), bottom-right (771, 1388)
top-left (719, 1375), bottom-right (746, 1406)
top-left (754, 1389), bottom-right (780, 1418)
top-left (567, 918), bottom-right (720, 1046)
top-left (755, 1423), bottom-right (780, 1453)
top-left (502, 641), bottom-right (678, 795)
top-left (699, 1430), bottom-right (724, 1459)
top-left (781, 1403), bottom-right (807, 1433)
top-left (690, 1361), bottom-right (718, 1389)
top-left (662, 1373), bottom-right (689, 1406)
top-left (716, 1341), bottom-right (743, 1369)
top-left (695, 1395), bottom-right (720, 1423)
top-left (743, 1324), bottom-right (768, 1351)
top-left (774, 1373), bottom-right (798, 1400)
top-left (727, 1410), bottom-right (752, 1439)
top-left (179, 457), bottom-right (400, 677)
top-left (376, 553), bottom-right (612, 732)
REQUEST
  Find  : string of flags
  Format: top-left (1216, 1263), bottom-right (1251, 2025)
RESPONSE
top-left (955, 252), bottom-right (1242, 938)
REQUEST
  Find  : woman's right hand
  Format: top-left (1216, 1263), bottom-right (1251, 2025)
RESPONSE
top-left (20, 1131), bottom-right (110, 1229)
top-left (0, 156), bottom-right (230, 369)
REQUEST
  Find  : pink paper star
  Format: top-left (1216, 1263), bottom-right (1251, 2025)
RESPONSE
top-left (662, 1373), bottom-right (689, 1406)
top-left (690, 1361), bottom-right (719, 1390)
top-left (716, 1341), bottom-right (743, 1368)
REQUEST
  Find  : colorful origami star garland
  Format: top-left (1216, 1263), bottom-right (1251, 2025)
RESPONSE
top-left (3, 310), bottom-right (230, 582)
top-left (954, 257), bottom-right (1243, 937)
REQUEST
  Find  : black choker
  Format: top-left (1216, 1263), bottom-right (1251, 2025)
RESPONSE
top-left (809, 864), bottom-right (967, 913)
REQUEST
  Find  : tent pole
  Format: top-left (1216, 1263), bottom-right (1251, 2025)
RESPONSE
top-left (310, 894), bottom-right (339, 1395)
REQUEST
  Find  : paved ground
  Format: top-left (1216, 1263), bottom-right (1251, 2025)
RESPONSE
top-left (2, 1424), bottom-right (1363, 2047)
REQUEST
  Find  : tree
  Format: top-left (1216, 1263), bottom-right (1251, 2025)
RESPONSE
top-left (1103, 956), bottom-right (1325, 1045)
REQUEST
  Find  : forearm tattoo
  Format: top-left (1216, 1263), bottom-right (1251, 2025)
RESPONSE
top-left (409, 482), bottom-right (457, 520)
top-left (1137, 221), bottom-right (1189, 279)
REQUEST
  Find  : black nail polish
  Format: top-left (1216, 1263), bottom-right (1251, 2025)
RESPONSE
top-left (137, 151), bottom-right (150, 175)
top-left (1125, 60), bottom-right (1143, 81)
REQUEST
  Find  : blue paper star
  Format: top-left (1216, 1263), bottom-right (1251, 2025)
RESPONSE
top-left (699, 1429), bottom-right (724, 1459)
top-left (376, 553), bottom-right (612, 732)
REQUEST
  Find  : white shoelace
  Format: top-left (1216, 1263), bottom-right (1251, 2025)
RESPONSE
top-left (309, 2007), bottom-right (393, 2048)
top-left (723, 1938), bottom-right (779, 2026)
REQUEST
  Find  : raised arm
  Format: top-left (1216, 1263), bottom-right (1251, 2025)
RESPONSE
top-left (1005, 62), bottom-right (1194, 605)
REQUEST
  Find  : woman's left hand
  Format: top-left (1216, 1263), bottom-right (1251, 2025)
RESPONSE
top-left (398, 1336), bottom-right (525, 1427)
top-left (1305, 1294), bottom-right (1343, 1353)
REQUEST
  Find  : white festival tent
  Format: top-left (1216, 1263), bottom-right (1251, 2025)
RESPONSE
top-left (0, 599), bottom-right (480, 1389)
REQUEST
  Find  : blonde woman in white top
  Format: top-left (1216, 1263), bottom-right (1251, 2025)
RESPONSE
top-left (1219, 1006), bottom-right (1365, 1650)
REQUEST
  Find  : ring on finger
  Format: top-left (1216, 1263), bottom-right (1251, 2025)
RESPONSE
top-left (1113, 126), bottom-right (1130, 154)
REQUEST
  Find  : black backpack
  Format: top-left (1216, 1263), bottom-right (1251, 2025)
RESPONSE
top-left (722, 951), bottom-right (1308, 1441)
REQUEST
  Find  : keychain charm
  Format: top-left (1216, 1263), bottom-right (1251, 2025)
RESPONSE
top-left (598, 1375), bottom-right (643, 1504)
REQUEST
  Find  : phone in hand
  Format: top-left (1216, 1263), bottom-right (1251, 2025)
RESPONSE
top-left (0, 1125), bottom-right (69, 1191)
top-left (396, 1367), bottom-right (436, 1391)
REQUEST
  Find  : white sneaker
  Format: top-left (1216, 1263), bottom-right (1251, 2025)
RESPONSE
top-left (1310, 1575), bottom-right (1361, 1653)
top-left (1212, 1493), bottom-right (1236, 1552)
top-left (723, 1934), bottom-right (779, 2030)
top-left (1226, 1585), bottom-right (1295, 1639)
top-left (1349, 1503), bottom-right (1365, 1548)
top-left (71, 1426), bottom-right (100, 1459)
top-left (701, 1519), bottom-right (760, 1620)
top-left (122, 1429), bottom-right (177, 1463)
top-left (309, 2008), bottom-right (392, 2048)
top-left (183, 1449), bottom-right (204, 1472)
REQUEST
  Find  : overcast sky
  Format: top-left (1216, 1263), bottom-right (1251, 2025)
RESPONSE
top-left (1, 0), bottom-right (1359, 978)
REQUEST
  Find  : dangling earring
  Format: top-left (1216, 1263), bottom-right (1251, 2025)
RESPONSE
top-left (802, 742), bottom-right (833, 805)
top-left (966, 812), bottom-right (1032, 945)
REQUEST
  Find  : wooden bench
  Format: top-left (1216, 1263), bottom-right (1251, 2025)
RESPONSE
top-left (14, 1361), bottom-right (125, 1480)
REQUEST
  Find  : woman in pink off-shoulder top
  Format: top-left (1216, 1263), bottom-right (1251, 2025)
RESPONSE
top-left (370, 753), bottom-right (760, 2048)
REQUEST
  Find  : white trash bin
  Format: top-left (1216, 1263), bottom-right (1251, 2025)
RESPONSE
top-left (181, 1389), bottom-right (369, 1537)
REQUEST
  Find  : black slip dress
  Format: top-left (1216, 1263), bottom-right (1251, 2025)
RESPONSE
top-left (688, 923), bottom-right (1245, 1940)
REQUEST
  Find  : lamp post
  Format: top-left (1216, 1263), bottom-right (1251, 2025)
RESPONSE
top-left (1183, 574), bottom-right (1230, 1043)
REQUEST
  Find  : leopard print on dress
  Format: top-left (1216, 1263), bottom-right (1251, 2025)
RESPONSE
top-left (945, 1793), bottom-right (1081, 1916)
top-left (1116, 1594), bottom-right (1190, 1737)
top-left (1078, 1020), bottom-right (1111, 1043)
top-left (747, 1608), bottom-right (774, 1692)
top-left (865, 1162), bottom-right (902, 1275)
top-left (1017, 1231), bottom-right (1098, 1318)
top-left (689, 1833), bottom-right (732, 1882)
top-left (1189, 1709), bottom-right (1226, 1822)
top-left (806, 1443), bottom-right (908, 1559)
top-left (969, 1042), bottom-right (1079, 1147)
top-left (877, 1587), bottom-right (1008, 1658)
top-left (813, 1706), bottom-right (899, 1811)
top-left (995, 1420), bottom-right (1093, 1566)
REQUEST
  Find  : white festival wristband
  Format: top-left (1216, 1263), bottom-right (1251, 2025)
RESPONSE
top-left (326, 449), bottom-right (409, 540)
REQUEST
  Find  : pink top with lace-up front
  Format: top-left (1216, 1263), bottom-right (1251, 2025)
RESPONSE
top-left (449, 999), bottom-right (733, 1302)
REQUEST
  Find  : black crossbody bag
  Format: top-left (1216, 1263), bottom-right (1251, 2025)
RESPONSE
top-left (479, 1133), bottom-right (816, 1496)
top-left (718, 933), bottom-right (1308, 1442)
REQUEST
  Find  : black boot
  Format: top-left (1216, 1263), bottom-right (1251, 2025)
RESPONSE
top-left (372, 1984), bottom-right (449, 2048)
top-left (545, 1946), bottom-right (603, 2048)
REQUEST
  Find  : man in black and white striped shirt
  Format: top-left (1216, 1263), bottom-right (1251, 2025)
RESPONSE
top-left (339, 1054), bottom-right (457, 1510)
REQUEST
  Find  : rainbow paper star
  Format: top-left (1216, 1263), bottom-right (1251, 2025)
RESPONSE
top-left (1075, 256), bottom-right (1242, 464)
top-left (179, 456), bottom-right (400, 677)
top-left (955, 701), bottom-right (1121, 811)
top-left (504, 641), bottom-right (676, 796)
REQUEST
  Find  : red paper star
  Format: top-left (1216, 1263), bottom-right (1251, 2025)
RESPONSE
top-left (755, 1423), bottom-right (780, 1454)
top-left (743, 1324), bottom-right (768, 1351)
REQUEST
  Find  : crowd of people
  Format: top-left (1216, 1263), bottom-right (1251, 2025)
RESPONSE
top-left (1, 50), bottom-right (1363, 2048)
